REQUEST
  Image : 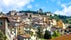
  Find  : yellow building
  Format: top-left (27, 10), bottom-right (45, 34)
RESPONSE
top-left (57, 20), bottom-right (65, 29)
top-left (43, 17), bottom-right (50, 24)
top-left (17, 22), bottom-right (25, 35)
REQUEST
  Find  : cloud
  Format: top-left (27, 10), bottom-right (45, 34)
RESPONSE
top-left (54, 4), bottom-right (71, 16)
top-left (0, 0), bottom-right (34, 13)
top-left (27, 4), bottom-right (32, 9)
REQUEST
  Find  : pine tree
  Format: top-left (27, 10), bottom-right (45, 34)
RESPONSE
top-left (44, 30), bottom-right (51, 39)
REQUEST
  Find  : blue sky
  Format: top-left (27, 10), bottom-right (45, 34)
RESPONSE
top-left (0, 0), bottom-right (71, 16)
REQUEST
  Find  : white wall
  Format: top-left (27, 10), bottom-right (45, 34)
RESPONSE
top-left (5, 19), bottom-right (14, 40)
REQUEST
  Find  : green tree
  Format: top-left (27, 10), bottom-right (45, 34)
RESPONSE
top-left (52, 30), bottom-right (61, 38)
top-left (30, 31), bottom-right (33, 36)
top-left (44, 30), bottom-right (51, 39)
top-left (0, 30), bottom-right (7, 40)
top-left (37, 27), bottom-right (43, 38)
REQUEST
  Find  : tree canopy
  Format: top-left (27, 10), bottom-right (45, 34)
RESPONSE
top-left (44, 30), bottom-right (51, 39)
top-left (0, 30), bottom-right (7, 40)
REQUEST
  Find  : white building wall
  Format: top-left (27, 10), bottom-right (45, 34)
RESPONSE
top-left (52, 19), bottom-right (57, 25)
top-left (5, 19), bottom-right (14, 40)
top-left (31, 36), bottom-right (36, 40)
top-left (63, 23), bottom-right (66, 29)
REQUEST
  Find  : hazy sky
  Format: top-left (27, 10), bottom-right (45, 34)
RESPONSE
top-left (0, 0), bottom-right (71, 16)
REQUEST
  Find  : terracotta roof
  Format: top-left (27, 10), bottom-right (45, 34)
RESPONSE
top-left (20, 34), bottom-right (30, 38)
top-left (0, 16), bottom-right (10, 22)
top-left (0, 16), bottom-right (8, 19)
top-left (51, 34), bottom-right (71, 40)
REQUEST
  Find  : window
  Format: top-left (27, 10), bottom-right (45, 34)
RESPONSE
top-left (0, 21), bottom-right (2, 26)
top-left (19, 27), bottom-right (20, 30)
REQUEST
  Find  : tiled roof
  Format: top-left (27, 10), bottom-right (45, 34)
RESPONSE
top-left (20, 34), bottom-right (30, 38)
top-left (51, 34), bottom-right (71, 40)
top-left (0, 16), bottom-right (10, 22)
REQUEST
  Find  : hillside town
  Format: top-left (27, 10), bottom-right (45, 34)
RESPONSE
top-left (0, 9), bottom-right (71, 40)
